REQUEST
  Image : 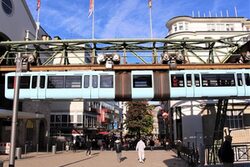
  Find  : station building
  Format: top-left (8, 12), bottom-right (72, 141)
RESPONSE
top-left (165, 15), bottom-right (250, 149)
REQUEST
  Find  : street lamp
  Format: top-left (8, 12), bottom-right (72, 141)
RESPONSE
top-left (9, 52), bottom-right (35, 167)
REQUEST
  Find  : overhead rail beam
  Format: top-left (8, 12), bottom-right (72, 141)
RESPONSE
top-left (1, 63), bottom-right (250, 72)
top-left (0, 33), bottom-right (249, 70)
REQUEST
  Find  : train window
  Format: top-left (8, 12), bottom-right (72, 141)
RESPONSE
top-left (7, 76), bottom-right (14, 89)
top-left (84, 75), bottom-right (90, 88)
top-left (40, 76), bottom-right (45, 88)
top-left (133, 75), bottom-right (152, 88)
top-left (100, 75), bottom-right (113, 88)
top-left (171, 74), bottom-right (184, 87)
top-left (244, 74), bottom-right (250, 86)
top-left (65, 76), bottom-right (82, 88)
top-left (92, 75), bottom-right (98, 88)
top-left (202, 74), bottom-right (235, 87)
top-left (194, 74), bottom-right (200, 87)
top-left (237, 73), bottom-right (243, 86)
top-left (186, 74), bottom-right (192, 87)
top-left (20, 76), bottom-right (30, 89)
top-left (32, 76), bottom-right (37, 88)
top-left (48, 76), bottom-right (64, 88)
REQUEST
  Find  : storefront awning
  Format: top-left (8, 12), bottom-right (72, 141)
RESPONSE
top-left (0, 109), bottom-right (44, 119)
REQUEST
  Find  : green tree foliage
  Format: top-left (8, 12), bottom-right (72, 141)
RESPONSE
top-left (124, 101), bottom-right (153, 137)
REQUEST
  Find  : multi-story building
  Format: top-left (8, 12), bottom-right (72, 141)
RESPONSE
top-left (0, 0), bottom-right (48, 151)
top-left (165, 16), bottom-right (250, 148)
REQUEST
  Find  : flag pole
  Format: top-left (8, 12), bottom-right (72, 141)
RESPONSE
top-left (149, 1), bottom-right (153, 39)
top-left (35, 2), bottom-right (41, 40)
top-left (92, 3), bottom-right (95, 39)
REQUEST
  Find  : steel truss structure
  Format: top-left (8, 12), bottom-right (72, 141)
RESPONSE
top-left (0, 32), bottom-right (249, 71)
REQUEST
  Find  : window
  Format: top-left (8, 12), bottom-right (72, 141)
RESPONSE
top-left (179, 23), bottom-right (183, 31)
top-left (55, 115), bottom-right (61, 122)
top-left (185, 22), bottom-right (189, 30)
top-left (32, 76), bottom-right (37, 88)
top-left (92, 75), bottom-right (98, 88)
top-left (237, 73), bottom-right (243, 86)
top-left (194, 74), bottom-right (200, 87)
top-left (65, 76), bottom-right (81, 88)
top-left (48, 76), bottom-right (64, 88)
top-left (171, 74), bottom-right (184, 87)
top-left (227, 110), bottom-right (244, 129)
top-left (100, 75), bottom-right (113, 88)
top-left (2, 0), bottom-right (13, 15)
top-left (201, 74), bottom-right (235, 87)
top-left (226, 24), bottom-right (234, 31)
top-left (77, 115), bottom-right (82, 123)
top-left (20, 76), bottom-right (30, 89)
top-left (245, 74), bottom-right (250, 86)
top-left (133, 75), bottom-right (152, 88)
top-left (173, 24), bottom-right (177, 32)
top-left (186, 74), bottom-right (192, 87)
top-left (7, 76), bottom-right (14, 89)
top-left (40, 76), bottom-right (45, 88)
top-left (84, 75), bottom-right (90, 88)
top-left (50, 115), bottom-right (55, 123)
top-left (207, 24), bottom-right (215, 31)
top-left (217, 24), bottom-right (224, 31)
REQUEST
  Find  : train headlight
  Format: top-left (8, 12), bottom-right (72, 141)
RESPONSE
top-left (97, 54), bottom-right (106, 64)
top-left (161, 52), bottom-right (169, 64)
top-left (112, 53), bottom-right (120, 64)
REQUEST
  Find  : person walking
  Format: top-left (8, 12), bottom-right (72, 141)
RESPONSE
top-left (114, 138), bottom-right (122, 163)
top-left (85, 139), bottom-right (92, 156)
top-left (136, 138), bottom-right (146, 163)
top-left (149, 138), bottom-right (155, 151)
top-left (218, 135), bottom-right (234, 167)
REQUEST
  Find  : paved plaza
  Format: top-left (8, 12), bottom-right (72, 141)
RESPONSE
top-left (0, 150), bottom-right (188, 167)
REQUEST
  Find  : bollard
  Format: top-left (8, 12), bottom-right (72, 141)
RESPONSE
top-left (16, 147), bottom-right (22, 159)
top-left (0, 160), bottom-right (3, 167)
top-left (24, 144), bottom-right (27, 154)
top-left (52, 145), bottom-right (56, 154)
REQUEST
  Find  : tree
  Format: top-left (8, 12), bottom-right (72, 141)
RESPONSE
top-left (124, 101), bottom-right (153, 137)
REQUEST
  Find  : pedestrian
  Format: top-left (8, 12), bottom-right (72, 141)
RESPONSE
top-left (176, 140), bottom-right (182, 158)
top-left (149, 138), bottom-right (155, 151)
top-left (218, 135), bottom-right (234, 167)
top-left (136, 138), bottom-right (146, 163)
top-left (114, 138), bottom-right (122, 163)
top-left (86, 139), bottom-right (92, 156)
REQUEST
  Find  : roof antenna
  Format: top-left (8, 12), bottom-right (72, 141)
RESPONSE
top-left (209, 10), bottom-right (212, 17)
top-left (220, 10), bottom-right (223, 17)
top-left (226, 10), bottom-right (229, 17)
top-left (198, 11), bottom-right (200, 17)
top-left (215, 13), bottom-right (218, 17)
top-left (192, 11), bottom-right (194, 17)
top-left (203, 13), bottom-right (206, 17)
top-left (234, 6), bottom-right (238, 17)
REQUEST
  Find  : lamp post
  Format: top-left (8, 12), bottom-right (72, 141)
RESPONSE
top-left (9, 53), bottom-right (22, 167)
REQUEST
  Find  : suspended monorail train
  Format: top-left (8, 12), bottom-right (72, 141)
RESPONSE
top-left (5, 69), bottom-right (250, 101)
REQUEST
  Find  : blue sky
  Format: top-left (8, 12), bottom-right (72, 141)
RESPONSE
top-left (27, 0), bottom-right (250, 39)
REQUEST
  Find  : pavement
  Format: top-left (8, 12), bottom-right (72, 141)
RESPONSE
top-left (0, 150), bottom-right (189, 167)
